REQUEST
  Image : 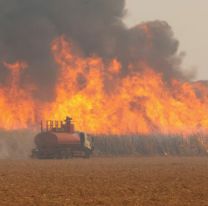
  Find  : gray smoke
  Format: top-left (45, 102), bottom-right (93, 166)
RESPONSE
top-left (0, 130), bottom-right (35, 159)
top-left (0, 0), bottom-right (189, 100)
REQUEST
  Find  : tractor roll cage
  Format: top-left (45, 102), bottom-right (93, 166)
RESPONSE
top-left (41, 116), bottom-right (75, 133)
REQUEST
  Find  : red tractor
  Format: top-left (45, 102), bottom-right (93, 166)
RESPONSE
top-left (31, 116), bottom-right (94, 159)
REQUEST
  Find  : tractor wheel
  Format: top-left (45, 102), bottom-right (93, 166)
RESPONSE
top-left (84, 149), bottom-right (91, 158)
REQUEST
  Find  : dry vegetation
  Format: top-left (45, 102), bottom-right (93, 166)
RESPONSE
top-left (0, 157), bottom-right (208, 206)
top-left (0, 130), bottom-right (207, 160)
top-left (93, 135), bottom-right (208, 156)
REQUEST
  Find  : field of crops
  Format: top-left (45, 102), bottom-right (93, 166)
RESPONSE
top-left (0, 130), bottom-right (208, 159)
top-left (0, 157), bottom-right (208, 206)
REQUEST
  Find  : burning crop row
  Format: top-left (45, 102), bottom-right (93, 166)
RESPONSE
top-left (0, 0), bottom-right (207, 136)
top-left (0, 36), bottom-right (208, 136)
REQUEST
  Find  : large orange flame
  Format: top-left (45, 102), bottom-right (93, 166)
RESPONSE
top-left (45, 37), bottom-right (208, 135)
top-left (0, 61), bottom-right (37, 129)
top-left (1, 36), bottom-right (208, 136)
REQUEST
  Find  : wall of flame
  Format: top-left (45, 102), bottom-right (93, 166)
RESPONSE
top-left (0, 36), bottom-right (208, 136)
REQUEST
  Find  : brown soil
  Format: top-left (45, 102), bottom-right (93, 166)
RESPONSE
top-left (0, 157), bottom-right (208, 206)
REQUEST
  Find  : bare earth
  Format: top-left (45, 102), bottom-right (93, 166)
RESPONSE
top-left (0, 157), bottom-right (208, 206)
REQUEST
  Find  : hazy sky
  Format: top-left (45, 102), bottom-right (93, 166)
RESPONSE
top-left (125, 0), bottom-right (208, 80)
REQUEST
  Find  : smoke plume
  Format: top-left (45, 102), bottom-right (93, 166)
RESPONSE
top-left (0, 130), bottom-right (34, 159)
top-left (0, 0), bottom-right (189, 100)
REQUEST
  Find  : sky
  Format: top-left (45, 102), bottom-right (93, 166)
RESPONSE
top-left (125, 0), bottom-right (208, 80)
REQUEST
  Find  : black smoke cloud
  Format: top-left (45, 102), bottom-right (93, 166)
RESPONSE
top-left (0, 0), bottom-right (188, 100)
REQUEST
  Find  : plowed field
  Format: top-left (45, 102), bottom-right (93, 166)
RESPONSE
top-left (0, 157), bottom-right (208, 206)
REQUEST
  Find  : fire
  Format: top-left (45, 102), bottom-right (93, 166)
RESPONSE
top-left (45, 37), bottom-right (208, 135)
top-left (1, 36), bottom-right (208, 135)
top-left (0, 61), bottom-right (37, 130)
